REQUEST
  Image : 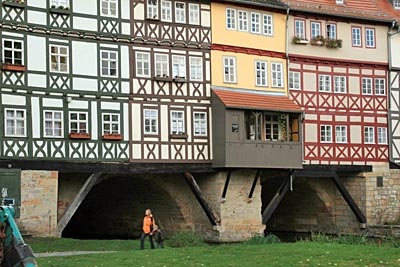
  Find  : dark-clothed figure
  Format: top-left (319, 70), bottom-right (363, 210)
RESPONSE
top-left (153, 225), bottom-right (165, 248)
top-left (140, 209), bottom-right (155, 250)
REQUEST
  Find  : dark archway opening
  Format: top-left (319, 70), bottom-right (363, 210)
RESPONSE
top-left (62, 176), bottom-right (186, 239)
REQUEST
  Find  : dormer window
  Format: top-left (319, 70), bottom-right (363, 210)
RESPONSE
top-left (394, 0), bottom-right (400, 9)
top-left (336, 0), bottom-right (344, 4)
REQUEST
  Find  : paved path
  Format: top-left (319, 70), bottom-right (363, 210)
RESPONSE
top-left (35, 251), bottom-right (115, 258)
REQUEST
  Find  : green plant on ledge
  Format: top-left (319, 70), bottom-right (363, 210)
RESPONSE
top-left (292, 36), bottom-right (308, 44)
top-left (310, 35), bottom-right (326, 46)
top-left (326, 38), bottom-right (343, 48)
top-left (3, 0), bottom-right (24, 4)
top-left (279, 113), bottom-right (287, 141)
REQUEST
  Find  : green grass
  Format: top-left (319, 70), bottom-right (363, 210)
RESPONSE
top-left (29, 239), bottom-right (400, 267)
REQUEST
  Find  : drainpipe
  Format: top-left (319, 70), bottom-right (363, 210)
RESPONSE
top-left (285, 6), bottom-right (290, 97)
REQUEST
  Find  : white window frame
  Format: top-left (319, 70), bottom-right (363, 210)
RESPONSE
top-left (170, 111), bottom-right (185, 134)
top-left (335, 125), bottom-right (347, 143)
top-left (263, 14), bottom-right (273, 36)
top-left (50, 0), bottom-right (69, 8)
top-left (69, 112), bottom-right (88, 134)
top-left (101, 0), bottom-right (118, 17)
top-left (155, 53), bottom-right (169, 77)
top-left (2, 39), bottom-right (24, 66)
top-left (362, 77), bottom-right (373, 95)
top-left (226, 8), bottom-right (236, 30)
top-left (255, 60), bottom-right (268, 87)
top-left (44, 110), bottom-right (63, 138)
top-left (251, 12), bottom-right (261, 34)
top-left (271, 62), bottom-right (284, 88)
top-left (375, 78), bottom-right (385, 95)
top-left (265, 114), bottom-right (280, 141)
top-left (50, 44), bottom-right (69, 73)
top-left (352, 27), bottom-right (361, 47)
top-left (394, 0), bottom-right (400, 9)
top-left (100, 50), bottom-right (118, 77)
top-left (189, 56), bottom-right (203, 81)
top-left (365, 28), bottom-right (375, 48)
top-left (336, 0), bottom-right (344, 4)
top-left (223, 56), bottom-right (237, 83)
top-left (295, 20), bottom-right (305, 39)
top-left (238, 10), bottom-right (248, 32)
top-left (102, 113), bottom-right (120, 135)
top-left (4, 108), bottom-right (26, 137)
top-left (193, 112), bottom-right (207, 136)
top-left (135, 52), bottom-right (151, 78)
top-left (334, 76), bottom-right (346, 93)
top-left (364, 126), bottom-right (374, 144)
top-left (161, 0), bottom-right (172, 22)
top-left (175, 2), bottom-right (186, 23)
top-left (326, 23), bottom-right (337, 39)
top-left (289, 71), bottom-right (301, 90)
top-left (377, 127), bottom-right (387, 144)
top-left (147, 0), bottom-right (158, 19)
top-left (311, 21), bottom-right (321, 39)
top-left (172, 55), bottom-right (186, 78)
top-left (320, 125), bottom-right (332, 143)
top-left (319, 74), bottom-right (332, 92)
top-left (188, 3), bottom-right (199, 25)
top-left (144, 109), bottom-right (158, 135)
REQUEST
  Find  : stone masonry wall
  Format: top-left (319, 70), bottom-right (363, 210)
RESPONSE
top-left (16, 170), bottom-right (58, 237)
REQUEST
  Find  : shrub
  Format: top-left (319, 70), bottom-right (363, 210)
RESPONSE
top-left (335, 234), bottom-right (369, 245)
top-left (243, 234), bottom-right (281, 245)
top-left (310, 232), bottom-right (335, 243)
top-left (166, 232), bottom-right (205, 248)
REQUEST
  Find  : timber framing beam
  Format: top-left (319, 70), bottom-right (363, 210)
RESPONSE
top-left (248, 170), bottom-right (261, 199)
top-left (221, 171), bottom-right (232, 200)
top-left (183, 172), bottom-right (221, 226)
top-left (57, 172), bottom-right (103, 235)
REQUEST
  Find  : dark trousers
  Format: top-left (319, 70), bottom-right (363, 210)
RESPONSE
top-left (140, 233), bottom-right (155, 249)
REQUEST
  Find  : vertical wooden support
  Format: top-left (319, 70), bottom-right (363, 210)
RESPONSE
top-left (57, 172), bottom-right (103, 234)
top-left (248, 170), bottom-right (261, 199)
top-left (221, 171), bottom-right (232, 200)
top-left (184, 172), bottom-right (220, 225)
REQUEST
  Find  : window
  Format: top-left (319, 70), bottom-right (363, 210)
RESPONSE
top-left (194, 112), bottom-right (207, 136)
top-left (172, 55), bottom-right (186, 78)
top-left (251, 13), bottom-right (260, 34)
top-left (147, 0), bottom-right (158, 19)
top-left (335, 126), bottom-right (347, 143)
top-left (326, 24), bottom-right (337, 39)
top-left (362, 78), bottom-right (372, 95)
top-left (263, 14), bottom-right (273, 36)
top-left (364, 126), bottom-right (374, 144)
top-left (320, 125), bottom-right (332, 143)
top-left (161, 0), bottom-right (172, 22)
top-left (189, 57), bottom-right (203, 81)
top-left (101, 0), bottom-right (117, 17)
top-left (319, 75), bottom-right (331, 92)
top-left (226, 8), bottom-right (236, 30)
top-left (265, 114), bottom-right (279, 141)
top-left (175, 2), bottom-right (186, 23)
top-left (334, 76), bottom-right (346, 93)
top-left (144, 109), bottom-right (158, 134)
top-left (171, 111), bottom-right (185, 134)
top-left (189, 3), bottom-right (199, 25)
top-left (69, 112), bottom-right (88, 134)
top-left (44, 111), bottom-right (63, 138)
top-left (336, 0), bottom-right (344, 4)
top-left (289, 71), bottom-right (301, 90)
top-left (136, 52), bottom-right (150, 77)
top-left (295, 20), bottom-right (305, 39)
top-left (238, 10), bottom-right (248, 31)
top-left (103, 113), bottom-right (120, 135)
top-left (378, 127), bottom-right (387, 144)
top-left (4, 109), bottom-right (25, 137)
top-left (101, 51), bottom-right (117, 77)
top-left (311, 22), bottom-right (321, 39)
top-left (352, 27), bottom-right (361, 47)
top-left (2, 39), bottom-right (23, 65)
top-left (50, 45), bottom-right (68, 73)
top-left (271, 63), bottom-right (283, 87)
top-left (155, 54), bottom-right (169, 77)
top-left (246, 111), bottom-right (262, 140)
top-left (255, 60), bottom-right (268, 87)
top-left (394, 0), bottom-right (400, 9)
top-left (365, 28), bottom-right (375, 48)
top-left (51, 0), bottom-right (68, 8)
top-left (375, 78), bottom-right (385, 95)
top-left (223, 56), bottom-right (236, 83)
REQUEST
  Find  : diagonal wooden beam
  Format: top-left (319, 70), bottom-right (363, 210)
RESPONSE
top-left (57, 172), bottom-right (103, 234)
top-left (184, 172), bottom-right (220, 226)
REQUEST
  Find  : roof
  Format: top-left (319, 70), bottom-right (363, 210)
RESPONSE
top-left (213, 89), bottom-right (303, 113)
top-left (378, 0), bottom-right (400, 23)
top-left (217, 0), bottom-right (287, 9)
top-left (282, 0), bottom-right (394, 23)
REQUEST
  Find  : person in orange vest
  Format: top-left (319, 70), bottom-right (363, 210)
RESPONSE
top-left (140, 209), bottom-right (155, 250)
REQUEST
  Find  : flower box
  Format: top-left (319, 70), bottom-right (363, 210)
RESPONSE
top-left (2, 64), bottom-right (26, 72)
top-left (310, 36), bottom-right (326, 46)
top-left (170, 133), bottom-right (188, 139)
top-left (49, 6), bottom-right (70, 15)
top-left (102, 134), bottom-right (123, 141)
top-left (154, 75), bottom-right (172, 82)
top-left (2, 0), bottom-right (25, 8)
top-left (69, 132), bottom-right (91, 139)
top-left (173, 76), bottom-right (187, 83)
top-left (325, 39), bottom-right (343, 48)
top-left (292, 37), bottom-right (309, 45)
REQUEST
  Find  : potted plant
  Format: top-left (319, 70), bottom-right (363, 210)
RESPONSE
top-left (69, 132), bottom-right (91, 139)
top-left (49, 4), bottom-right (70, 14)
top-left (2, 0), bottom-right (25, 8)
top-left (310, 35), bottom-right (325, 46)
top-left (102, 133), bottom-right (123, 140)
top-left (325, 38), bottom-right (343, 48)
top-left (292, 36), bottom-right (309, 45)
top-left (173, 76), bottom-right (187, 83)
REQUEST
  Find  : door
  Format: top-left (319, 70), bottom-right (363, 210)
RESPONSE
top-left (0, 169), bottom-right (21, 217)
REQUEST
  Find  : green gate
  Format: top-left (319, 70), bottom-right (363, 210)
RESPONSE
top-left (0, 169), bottom-right (21, 218)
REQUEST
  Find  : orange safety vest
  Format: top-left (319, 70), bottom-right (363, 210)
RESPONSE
top-left (142, 215), bottom-right (155, 234)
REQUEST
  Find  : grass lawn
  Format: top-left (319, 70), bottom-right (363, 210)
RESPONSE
top-left (26, 238), bottom-right (400, 267)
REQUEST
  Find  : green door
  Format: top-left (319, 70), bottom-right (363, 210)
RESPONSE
top-left (0, 169), bottom-right (21, 218)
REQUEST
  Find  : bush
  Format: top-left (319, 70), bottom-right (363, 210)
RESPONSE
top-left (383, 234), bottom-right (400, 248)
top-left (243, 234), bottom-right (281, 245)
top-left (166, 232), bottom-right (205, 248)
